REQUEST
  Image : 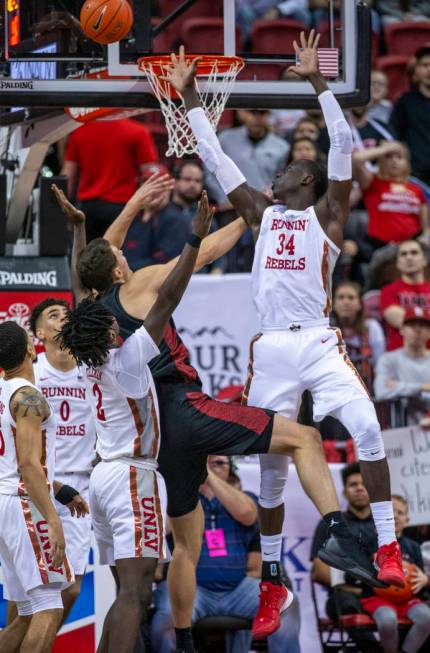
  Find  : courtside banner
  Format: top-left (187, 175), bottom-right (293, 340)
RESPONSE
top-left (173, 274), bottom-right (259, 396)
top-left (382, 426), bottom-right (430, 526)
top-left (0, 256), bottom-right (71, 290)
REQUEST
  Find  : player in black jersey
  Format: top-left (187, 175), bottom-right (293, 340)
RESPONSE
top-left (53, 181), bottom-right (383, 653)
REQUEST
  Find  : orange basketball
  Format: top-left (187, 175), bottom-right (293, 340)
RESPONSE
top-left (80, 0), bottom-right (133, 45)
top-left (374, 561), bottom-right (416, 604)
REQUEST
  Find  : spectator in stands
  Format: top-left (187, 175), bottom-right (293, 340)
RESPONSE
top-left (380, 240), bottom-right (430, 350)
top-left (374, 307), bottom-right (430, 424)
top-left (318, 103), bottom-right (393, 156)
top-left (150, 455), bottom-right (301, 653)
top-left (376, 1), bottom-right (430, 25)
top-left (291, 116), bottom-right (321, 142)
top-left (235, 0), bottom-right (311, 41)
top-left (286, 137), bottom-right (326, 165)
top-left (360, 494), bottom-right (430, 653)
top-left (352, 141), bottom-right (429, 251)
top-left (123, 161), bottom-right (226, 273)
top-left (391, 47), bottom-right (430, 185)
top-left (311, 463), bottom-right (380, 652)
top-left (204, 110), bottom-right (289, 207)
top-left (312, 466), bottom-right (430, 653)
top-left (61, 118), bottom-right (158, 241)
top-left (367, 70), bottom-right (392, 124)
top-left (312, 1), bottom-right (381, 32)
top-left (332, 281), bottom-right (386, 393)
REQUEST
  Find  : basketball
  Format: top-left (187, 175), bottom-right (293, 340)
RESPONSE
top-left (374, 561), bottom-right (416, 604)
top-left (80, 0), bottom-right (133, 45)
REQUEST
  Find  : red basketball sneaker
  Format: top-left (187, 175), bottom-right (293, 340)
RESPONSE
top-left (252, 582), bottom-right (294, 639)
top-left (375, 541), bottom-right (406, 588)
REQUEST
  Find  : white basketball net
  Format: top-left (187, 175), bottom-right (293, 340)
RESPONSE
top-left (139, 57), bottom-right (244, 157)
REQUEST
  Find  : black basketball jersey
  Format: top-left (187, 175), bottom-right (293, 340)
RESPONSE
top-left (100, 283), bottom-right (202, 388)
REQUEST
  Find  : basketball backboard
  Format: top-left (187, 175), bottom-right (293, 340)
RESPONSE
top-left (0, 0), bottom-right (371, 111)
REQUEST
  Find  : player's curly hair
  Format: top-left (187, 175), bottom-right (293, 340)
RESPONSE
top-left (56, 297), bottom-right (116, 368)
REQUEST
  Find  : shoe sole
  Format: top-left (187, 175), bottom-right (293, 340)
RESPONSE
top-left (252, 590), bottom-right (294, 640)
top-left (319, 549), bottom-right (388, 589)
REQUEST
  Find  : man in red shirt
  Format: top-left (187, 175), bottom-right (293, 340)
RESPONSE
top-left (380, 240), bottom-right (430, 350)
top-left (61, 119), bottom-right (159, 241)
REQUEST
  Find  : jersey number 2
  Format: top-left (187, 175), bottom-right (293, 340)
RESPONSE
top-left (92, 384), bottom-right (106, 422)
top-left (276, 233), bottom-right (295, 256)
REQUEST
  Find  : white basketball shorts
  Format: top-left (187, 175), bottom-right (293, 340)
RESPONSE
top-left (243, 325), bottom-right (369, 421)
top-left (90, 460), bottom-right (166, 566)
top-left (0, 493), bottom-right (74, 602)
top-left (55, 471), bottom-right (92, 576)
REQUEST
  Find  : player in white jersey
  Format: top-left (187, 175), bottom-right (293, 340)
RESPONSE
top-left (58, 191), bottom-right (214, 653)
top-left (165, 35), bottom-right (405, 638)
top-left (30, 298), bottom-right (96, 622)
top-left (0, 321), bottom-right (73, 653)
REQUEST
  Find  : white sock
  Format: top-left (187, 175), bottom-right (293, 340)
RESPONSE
top-left (370, 501), bottom-right (396, 547)
top-left (261, 534), bottom-right (283, 561)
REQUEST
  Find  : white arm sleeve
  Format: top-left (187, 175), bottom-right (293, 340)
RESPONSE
top-left (113, 326), bottom-right (159, 397)
top-left (187, 107), bottom-right (247, 194)
top-left (318, 90), bottom-right (352, 181)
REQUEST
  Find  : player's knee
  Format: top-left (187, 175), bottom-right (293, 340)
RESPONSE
top-left (120, 582), bottom-right (152, 610)
top-left (259, 455), bottom-right (288, 509)
top-left (353, 414), bottom-right (385, 461)
top-left (303, 426), bottom-right (323, 450)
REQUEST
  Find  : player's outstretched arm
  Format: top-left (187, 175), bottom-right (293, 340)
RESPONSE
top-left (11, 387), bottom-right (66, 567)
top-left (289, 31), bottom-right (352, 247)
top-left (52, 184), bottom-right (89, 304)
top-left (162, 46), bottom-right (270, 229)
top-left (144, 190), bottom-right (214, 345)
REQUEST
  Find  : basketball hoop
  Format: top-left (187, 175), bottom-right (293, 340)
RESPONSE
top-left (138, 54), bottom-right (244, 157)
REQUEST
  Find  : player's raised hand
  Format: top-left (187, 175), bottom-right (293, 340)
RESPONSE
top-left (52, 184), bottom-right (85, 226)
top-left (66, 493), bottom-right (89, 518)
top-left (130, 173), bottom-right (175, 211)
top-left (192, 190), bottom-right (214, 239)
top-left (288, 30), bottom-right (321, 79)
top-left (160, 45), bottom-right (201, 95)
top-left (48, 517), bottom-right (66, 568)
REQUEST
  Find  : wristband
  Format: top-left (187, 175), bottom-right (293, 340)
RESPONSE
top-left (55, 484), bottom-right (79, 505)
top-left (188, 233), bottom-right (202, 248)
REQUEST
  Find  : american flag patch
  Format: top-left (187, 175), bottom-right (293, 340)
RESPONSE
top-left (317, 48), bottom-right (339, 78)
top-left (295, 48), bottom-right (339, 79)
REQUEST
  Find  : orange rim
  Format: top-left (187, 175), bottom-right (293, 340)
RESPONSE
top-left (138, 54), bottom-right (244, 76)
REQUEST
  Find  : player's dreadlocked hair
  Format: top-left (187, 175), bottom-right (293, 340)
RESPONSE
top-left (57, 297), bottom-right (116, 368)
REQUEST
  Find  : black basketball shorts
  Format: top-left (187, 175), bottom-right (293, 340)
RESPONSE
top-left (156, 384), bottom-right (274, 518)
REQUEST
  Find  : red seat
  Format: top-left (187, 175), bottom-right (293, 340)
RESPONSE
top-left (376, 54), bottom-right (411, 102)
top-left (385, 21), bottom-right (430, 57)
top-left (250, 19), bottom-right (305, 56)
top-left (377, 55), bottom-right (411, 102)
top-left (319, 21), bottom-right (379, 63)
top-left (181, 17), bottom-right (242, 54)
top-left (238, 63), bottom-right (284, 81)
top-left (340, 614), bottom-right (376, 628)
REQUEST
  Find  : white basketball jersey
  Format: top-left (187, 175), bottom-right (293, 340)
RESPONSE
top-left (84, 325), bottom-right (160, 466)
top-left (34, 353), bottom-right (96, 474)
top-left (0, 377), bottom-right (56, 496)
top-left (252, 204), bottom-right (340, 329)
